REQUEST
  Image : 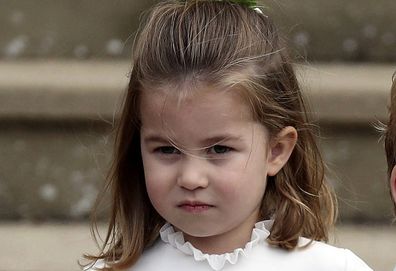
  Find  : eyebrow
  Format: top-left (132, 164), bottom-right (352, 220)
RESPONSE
top-left (142, 134), bottom-right (243, 145)
top-left (142, 135), bottom-right (171, 144)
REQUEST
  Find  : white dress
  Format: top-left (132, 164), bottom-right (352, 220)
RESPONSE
top-left (89, 220), bottom-right (373, 271)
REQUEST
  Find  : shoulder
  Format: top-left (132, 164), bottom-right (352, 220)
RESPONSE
top-left (248, 238), bottom-right (372, 271)
top-left (294, 239), bottom-right (373, 271)
top-left (82, 241), bottom-right (203, 271)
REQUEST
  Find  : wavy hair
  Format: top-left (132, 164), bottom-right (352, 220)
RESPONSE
top-left (84, 0), bottom-right (337, 269)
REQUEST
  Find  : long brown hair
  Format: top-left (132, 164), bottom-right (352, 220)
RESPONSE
top-left (84, 0), bottom-right (336, 269)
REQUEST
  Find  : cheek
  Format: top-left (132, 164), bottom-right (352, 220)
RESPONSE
top-left (145, 174), bottom-right (161, 193)
top-left (144, 172), bottom-right (175, 214)
top-left (215, 169), bottom-right (266, 200)
top-left (141, 158), bottom-right (171, 205)
top-left (144, 173), bottom-right (162, 206)
top-left (143, 163), bottom-right (180, 204)
top-left (215, 159), bottom-right (268, 203)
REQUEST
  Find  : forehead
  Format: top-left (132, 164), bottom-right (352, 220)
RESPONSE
top-left (140, 84), bottom-right (252, 123)
top-left (139, 85), bottom-right (257, 144)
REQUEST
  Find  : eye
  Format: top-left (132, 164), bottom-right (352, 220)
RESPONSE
top-left (209, 145), bottom-right (232, 154)
top-left (156, 146), bottom-right (180, 154)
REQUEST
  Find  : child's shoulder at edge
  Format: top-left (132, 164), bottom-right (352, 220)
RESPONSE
top-left (83, 240), bottom-right (168, 271)
top-left (291, 237), bottom-right (373, 271)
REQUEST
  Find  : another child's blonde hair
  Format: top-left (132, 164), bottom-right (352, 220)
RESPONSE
top-left (85, 1), bottom-right (336, 269)
top-left (384, 74), bottom-right (396, 213)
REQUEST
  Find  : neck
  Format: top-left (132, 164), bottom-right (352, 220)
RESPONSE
top-left (183, 210), bottom-right (260, 254)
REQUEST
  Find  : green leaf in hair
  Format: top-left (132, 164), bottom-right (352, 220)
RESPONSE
top-left (180, 0), bottom-right (259, 9)
top-left (226, 0), bottom-right (257, 8)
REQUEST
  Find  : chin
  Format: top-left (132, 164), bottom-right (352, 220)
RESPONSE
top-left (175, 222), bottom-right (219, 238)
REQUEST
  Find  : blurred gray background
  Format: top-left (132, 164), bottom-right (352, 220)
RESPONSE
top-left (0, 0), bottom-right (395, 270)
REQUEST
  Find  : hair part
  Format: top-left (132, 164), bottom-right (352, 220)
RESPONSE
top-left (85, 0), bottom-right (337, 269)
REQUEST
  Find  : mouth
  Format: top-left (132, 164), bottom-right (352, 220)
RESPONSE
top-left (177, 201), bottom-right (214, 213)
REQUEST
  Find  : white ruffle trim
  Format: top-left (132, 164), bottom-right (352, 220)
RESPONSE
top-left (159, 220), bottom-right (273, 271)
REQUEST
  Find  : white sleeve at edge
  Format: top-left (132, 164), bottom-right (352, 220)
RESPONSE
top-left (344, 249), bottom-right (374, 271)
top-left (83, 259), bottom-right (106, 271)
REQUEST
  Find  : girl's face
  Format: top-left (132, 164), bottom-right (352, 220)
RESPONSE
top-left (140, 85), bottom-right (290, 253)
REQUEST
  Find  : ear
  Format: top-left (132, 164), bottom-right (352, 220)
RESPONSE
top-left (390, 165), bottom-right (396, 204)
top-left (267, 126), bottom-right (298, 176)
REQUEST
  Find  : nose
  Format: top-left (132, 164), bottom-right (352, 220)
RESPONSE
top-left (177, 157), bottom-right (209, 190)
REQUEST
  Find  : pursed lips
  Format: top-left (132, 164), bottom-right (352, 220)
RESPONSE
top-left (177, 200), bottom-right (214, 212)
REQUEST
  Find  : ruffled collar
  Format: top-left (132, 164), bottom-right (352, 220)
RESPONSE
top-left (159, 220), bottom-right (273, 271)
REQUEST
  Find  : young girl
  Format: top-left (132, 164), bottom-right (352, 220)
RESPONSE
top-left (384, 74), bottom-right (396, 271)
top-left (85, 0), bottom-right (372, 270)
top-left (385, 75), bottom-right (396, 214)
